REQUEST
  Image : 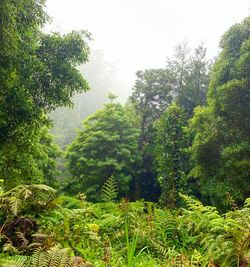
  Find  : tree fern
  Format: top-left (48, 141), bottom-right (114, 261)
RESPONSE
top-left (100, 176), bottom-right (118, 202)
top-left (0, 184), bottom-right (56, 216)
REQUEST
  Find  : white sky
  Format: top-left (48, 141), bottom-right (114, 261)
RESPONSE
top-left (45, 0), bottom-right (250, 97)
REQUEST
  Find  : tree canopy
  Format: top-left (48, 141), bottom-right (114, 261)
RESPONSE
top-left (189, 17), bottom-right (250, 208)
top-left (66, 100), bottom-right (140, 201)
top-left (0, 0), bottom-right (90, 189)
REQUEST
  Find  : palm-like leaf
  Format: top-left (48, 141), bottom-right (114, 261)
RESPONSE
top-left (12, 247), bottom-right (90, 267)
top-left (0, 184), bottom-right (56, 216)
top-left (101, 176), bottom-right (118, 202)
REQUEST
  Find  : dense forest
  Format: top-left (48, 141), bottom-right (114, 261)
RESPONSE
top-left (0, 0), bottom-right (249, 266)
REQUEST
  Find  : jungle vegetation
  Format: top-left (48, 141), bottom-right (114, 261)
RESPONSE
top-left (0, 0), bottom-right (249, 266)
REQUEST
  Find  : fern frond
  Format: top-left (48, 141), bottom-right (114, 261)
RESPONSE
top-left (150, 238), bottom-right (182, 267)
top-left (0, 184), bottom-right (56, 216)
top-left (31, 248), bottom-right (45, 267)
top-left (12, 258), bottom-right (29, 267)
top-left (15, 231), bottom-right (29, 249)
top-left (69, 256), bottom-right (84, 267)
top-left (25, 247), bottom-right (87, 267)
top-left (101, 176), bottom-right (118, 202)
top-left (244, 198), bottom-right (250, 208)
top-left (154, 210), bottom-right (177, 246)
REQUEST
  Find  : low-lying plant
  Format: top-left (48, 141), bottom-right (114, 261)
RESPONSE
top-left (0, 185), bottom-right (249, 266)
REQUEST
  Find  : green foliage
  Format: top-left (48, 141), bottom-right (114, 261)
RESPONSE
top-left (155, 103), bottom-right (189, 207)
top-left (0, 0), bottom-right (90, 189)
top-left (189, 16), bottom-right (250, 208)
top-left (170, 42), bottom-right (211, 118)
top-left (0, 184), bottom-right (56, 217)
top-left (0, 2), bottom-right (249, 266)
top-left (0, 184), bottom-right (57, 258)
top-left (12, 247), bottom-right (92, 267)
top-left (50, 50), bottom-right (120, 148)
top-left (152, 209), bottom-right (178, 247)
top-left (179, 194), bottom-right (250, 266)
top-left (129, 69), bottom-right (174, 200)
top-left (38, 205), bottom-right (103, 257)
top-left (1, 190), bottom-right (249, 266)
top-left (100, 176), bottom-right (118, 202)
top-left (124, 219), bottom-right (140, 267)
top-left (0, 126), bottom-right (61, 190)
top-left (66, 102), bottom-right (140, 201)
top-left (130, 69), bottom-right (174, 132)
top-left (53, 195), bottom-right (86, 209)
top-left (129, 46), bottom-right (211, 200)
top-left (0, 180), bottom-right (4, 195)
top-left (0, 10), bottom-right (90, 141)
top-left (166, 41), bottom-right (190, 96)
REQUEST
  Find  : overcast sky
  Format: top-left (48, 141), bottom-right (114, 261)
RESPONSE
top-left (45, 0), bottom-right (249, 98)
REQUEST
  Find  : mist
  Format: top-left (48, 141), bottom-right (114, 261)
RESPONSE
top-left (45, 0), bottom-right (249, 101)
top-left (47, 0), bottom-right (249, 146)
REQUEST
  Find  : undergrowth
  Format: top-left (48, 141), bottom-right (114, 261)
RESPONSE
top-left (0, 187), bottom-right (249, 266)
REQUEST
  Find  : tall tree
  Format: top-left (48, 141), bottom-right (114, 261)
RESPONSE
top-left (177, 43), bottom-right (211, 117)
top-left (189, 17), bottom-right (250, 209)
top-left (129, 69), bottom-right (175, 199)
top-left (166, 41), bottom-right (190, 95)
top-left (166, 42), bottom-right (211, 118)
top-left (66, 97), bottom-right (140, 201)
top-left (155, 103), bottom-right (188, 207)
top-left (0, 0), bottom-right (90, 188)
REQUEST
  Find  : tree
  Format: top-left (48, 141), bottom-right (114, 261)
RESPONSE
top-left (0, 0), bottom-right (90, 141)
top-left (66, 99), bottom-right (140, 201)
top-left (176, 43), bottom-right (211, 117)
top-left (0, 0), bottom-right (90, 188)
top-left (0, 126), bottom-right (61, 190)
top-left (166, 41), bottom-right (190, 95)
top-left (166, 42), bottom-right (211, 118)
top-left (37, 127), bottom-right (62, 188)
top-left (130, 69), bottom-right (175, 144)
top-left (155, 103), bottom-right (188, 207)
top-left (189, 17), bottom-right (250, 209)
top-left (50, 50), bottom-right (118, 148)
top-left (129, 69), bottom-right (175, 199)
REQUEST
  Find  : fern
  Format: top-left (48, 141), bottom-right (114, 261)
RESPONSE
top-left (1, 217), bottom-right (41, 253)
top-left (154, 209), bottom-right (177, 247)
top-left (11, 247), bottom-right (93, 267)
top-left (15, 231), bottom-right (29, 249)
top-left (150, 239), bottom-right (170, 258)
top-left (30, 248), bottom-right (44, 267)
top-left (150, 239), bottom-right (183, 266)
top-left (0, 184), bottom-right (56, 216)
top-left (101, 176), bottom-right (118, 202)
top-left (180, 194), bottom-right (250, 266)
top-left (0, 179), bottom-right (4, 194)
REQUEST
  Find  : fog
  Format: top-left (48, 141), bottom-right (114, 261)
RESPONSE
top-left (45, 0), bottom-right (249, 101)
